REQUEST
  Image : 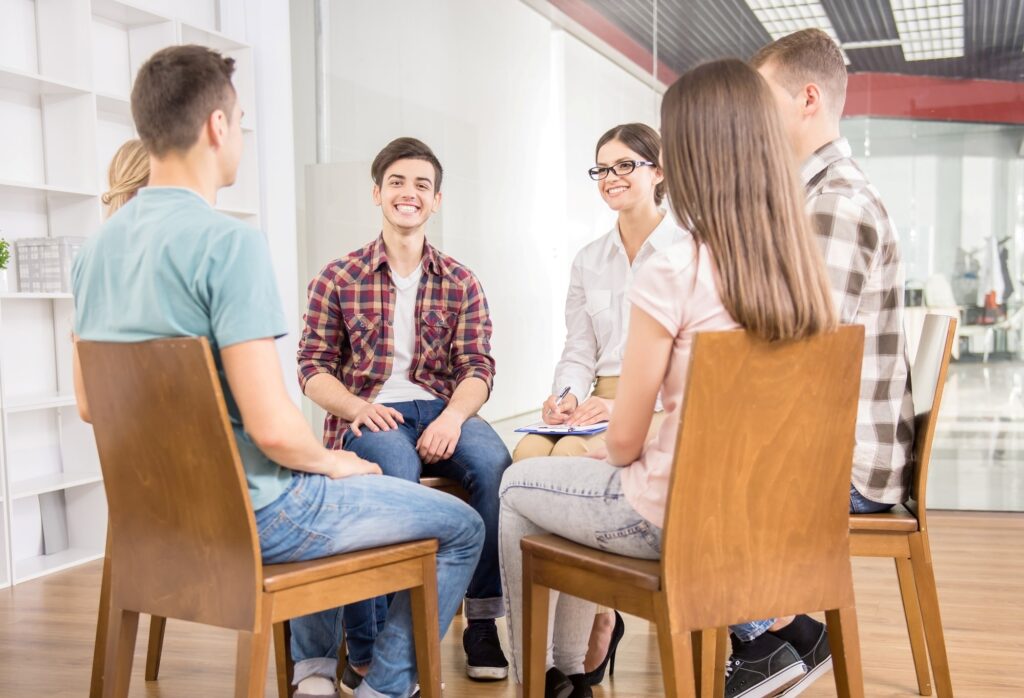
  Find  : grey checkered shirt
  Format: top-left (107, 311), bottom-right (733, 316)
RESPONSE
top-left (802, 138), bottom-right (915, 504)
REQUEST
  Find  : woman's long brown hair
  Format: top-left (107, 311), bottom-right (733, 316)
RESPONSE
top-left (660, 58), bottom-right (837, 341)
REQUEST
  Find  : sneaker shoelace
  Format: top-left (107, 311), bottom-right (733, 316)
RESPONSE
top-left (725, 657), bottom-right (739, 678)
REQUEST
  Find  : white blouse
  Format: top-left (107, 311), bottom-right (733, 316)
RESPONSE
top-left (552, 213), bottom-right (690, 402)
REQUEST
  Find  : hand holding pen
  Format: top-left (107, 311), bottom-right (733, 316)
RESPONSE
top-left (542, 386), bottom-right (578, 425)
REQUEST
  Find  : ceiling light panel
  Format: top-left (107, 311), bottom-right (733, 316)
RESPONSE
top-left (744, 1), bottom-right (849, 62)
top-left (890, 0), bottom-right (964, 61)
top-left (745, 0), bottom-right (841, 43)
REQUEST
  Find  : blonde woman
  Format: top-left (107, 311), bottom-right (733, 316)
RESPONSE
top-left (498, 59), bottom-right (838, 698)
top-left (102, 139), bottom-right (149, 215)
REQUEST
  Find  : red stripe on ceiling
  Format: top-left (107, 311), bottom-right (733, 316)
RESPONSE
top-left (845, 73), bottom-right (1024, 125)
top-left (548, 0), bottom-right (679, 83)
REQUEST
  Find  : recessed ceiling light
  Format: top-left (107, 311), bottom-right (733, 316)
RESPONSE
top-left (744, 1), bottom-right (850, 63)
top-left (891, 0), bottom-right (964, 61)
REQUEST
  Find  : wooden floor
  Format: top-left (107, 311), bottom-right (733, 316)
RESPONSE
top-left (0, 511), bottom-right (1020, 697)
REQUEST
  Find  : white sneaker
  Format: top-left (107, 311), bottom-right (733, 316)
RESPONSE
top-left (295, 675), bottom-right (339, 698)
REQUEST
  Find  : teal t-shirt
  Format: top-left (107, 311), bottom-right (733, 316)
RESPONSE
top-left (72, 187), bottom-right (293, 509)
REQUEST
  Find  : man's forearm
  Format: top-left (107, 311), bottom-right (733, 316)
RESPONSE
top-left (256, 406), bottom-right (336, 473)
top-left (304, 372), bottom-right (368, 422)
top-left (442, 377), bottom-right (489, 423)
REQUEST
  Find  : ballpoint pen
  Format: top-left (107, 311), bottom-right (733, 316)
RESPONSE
top-left (546, 386), bottom-right (571, 416)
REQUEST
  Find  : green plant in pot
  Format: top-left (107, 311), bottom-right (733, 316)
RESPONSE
top-left (0, 237), bottom-right (10, 294)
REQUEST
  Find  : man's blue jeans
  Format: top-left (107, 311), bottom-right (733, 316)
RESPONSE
top-left (731, 484), bottom-right (895, 642)
top-left (340, 398), bottom-right (512, 667)
top-left (255, 472), bottom-right (484, 698)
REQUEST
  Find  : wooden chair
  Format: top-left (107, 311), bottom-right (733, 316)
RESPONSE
top-left (93, 476), bottom-right (469, 696)
top-left (80, 337), bottom-right (442, 698)
top-left (520, 326), bottom-right (866, 697)
top-left (847, 314), bottom-right (957, 696)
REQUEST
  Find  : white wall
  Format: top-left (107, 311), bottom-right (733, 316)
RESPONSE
top-left (291, 0), bottom-right (660, 422)
top-left (241, 0), bottom-right (301, 401)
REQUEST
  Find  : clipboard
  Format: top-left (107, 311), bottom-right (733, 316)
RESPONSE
top-left (514, 421), bottom-right (608, 435)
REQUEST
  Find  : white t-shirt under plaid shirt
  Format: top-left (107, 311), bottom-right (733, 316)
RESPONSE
top-left (801, 138), bottom-right (915, 505)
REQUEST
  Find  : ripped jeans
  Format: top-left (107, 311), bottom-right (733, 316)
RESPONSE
top-left (498, 457), bottom-right (662, 683)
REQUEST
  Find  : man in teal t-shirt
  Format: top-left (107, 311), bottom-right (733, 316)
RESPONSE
top-left (73, 186), bottom-right (293, 508)
top-left (72, 45), bottom-right (482, 698)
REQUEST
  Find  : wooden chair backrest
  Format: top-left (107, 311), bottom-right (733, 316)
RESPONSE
top-left (907, 314), bottom-right (957, 527)
top-left (660, 326), bottom-right (864, 630)
top-left (78, 338), bottom-right (262, 631)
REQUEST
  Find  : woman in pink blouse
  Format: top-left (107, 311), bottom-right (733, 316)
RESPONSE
top-left (498, 58), bottom-right (838, 698)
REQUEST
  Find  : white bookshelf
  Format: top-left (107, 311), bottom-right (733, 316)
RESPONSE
top-left (0, 0), bottom-right (259, 589)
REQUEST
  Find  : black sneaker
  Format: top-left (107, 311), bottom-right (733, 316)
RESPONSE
top-left (725, 634), bottom-right (807, 698)
top-left (463, 619), bottom-right (509, 680)
top-left (338, 664), bottom-right (363, 695)
top-left (777, 625), bottom-right (832, 696)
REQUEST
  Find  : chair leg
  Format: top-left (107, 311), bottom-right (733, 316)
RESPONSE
top-left (825, 606), bottom-right (865, 698)
top-left (235, 600), bottom-right (273, 698)
top-left (90, 548), bottom-right (113, 698)
top-left (713, 627), bottom-right (727, 698)
top-left (655, 595), bottom-right (696, 698)
top-left (895, 557), bottom-right (933, 695)
top-left (337, 624), bottom-right (347, 679)
top-left (523, 551), bottom-right (551, 698)
top-left (145, 616), bottom-right (167, 681)
top-left (410, 555), bottom-right (442, 698)
top-left (692, 628), bottom-right (720, 698)
top-left (102, 606), bottom-right (139, 698)
top-left (909, 533), bottom-right (954, 698)
top-left (274, 621), bottom-right (294, 698)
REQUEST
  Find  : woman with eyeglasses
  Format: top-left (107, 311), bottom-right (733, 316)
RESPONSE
top-left (511, 122), bottom-right (688, 688)
top-left (499, 61), bottom-right (838, 698)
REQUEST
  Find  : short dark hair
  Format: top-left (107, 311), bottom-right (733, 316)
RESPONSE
top-left (131, 45), bottom-right (236, 157)
top-left (595, 123), bottom-right (665, 206)
top-left (371, 138), bottom-right (443, 192)
top-left (750, 28), bottom-right (848, 117)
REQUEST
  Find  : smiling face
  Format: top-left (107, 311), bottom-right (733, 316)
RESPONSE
top-left (595, 139), bottom-right (664, 213)
top-left (372, 158), bottom-right (442, 234)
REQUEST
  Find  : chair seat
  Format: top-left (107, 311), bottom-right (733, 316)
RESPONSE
top-left (521, 534), bottom-right (661, 591)
top-left (263, 539), bottom-right (438, 593)
top-left (419, 476), bottom-right (459, 489)
top-left (849, 505), bottom-right (920, 533)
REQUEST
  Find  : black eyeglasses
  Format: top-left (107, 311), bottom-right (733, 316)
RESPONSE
top-left (588, 160), bottom-right (655, 181)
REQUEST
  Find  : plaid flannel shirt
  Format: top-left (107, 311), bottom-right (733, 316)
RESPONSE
top-left (802, 138), bottom-right (915, 504)
top-left (298, 236), bottom-right (495, 448)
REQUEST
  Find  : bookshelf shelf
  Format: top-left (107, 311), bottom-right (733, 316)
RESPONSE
top-left (0, 0), bottom-right (260, 589)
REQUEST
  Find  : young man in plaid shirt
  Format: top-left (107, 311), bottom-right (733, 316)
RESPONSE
top-left (298, 138), bottom-right (512, 688)
top-left (718, 30), bottom-right (917, 698)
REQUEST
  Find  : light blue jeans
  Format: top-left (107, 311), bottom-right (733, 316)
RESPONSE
top-left (341, 399), bottom-right (511, 666)
top-left (498, 456), bottom-right (662, 683)
top-left (731, 484), bottom-right (895, 642)
top-left (255, 472), bottom-right (484, 698)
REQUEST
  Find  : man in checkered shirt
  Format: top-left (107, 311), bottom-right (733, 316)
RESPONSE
top-left (720, 30), bottom-right (917, 698)
top-left (298, 138), bottom-right (512, 688)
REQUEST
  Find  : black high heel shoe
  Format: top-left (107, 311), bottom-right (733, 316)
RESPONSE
top-left (583, 610), bottom-right (624, 686)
